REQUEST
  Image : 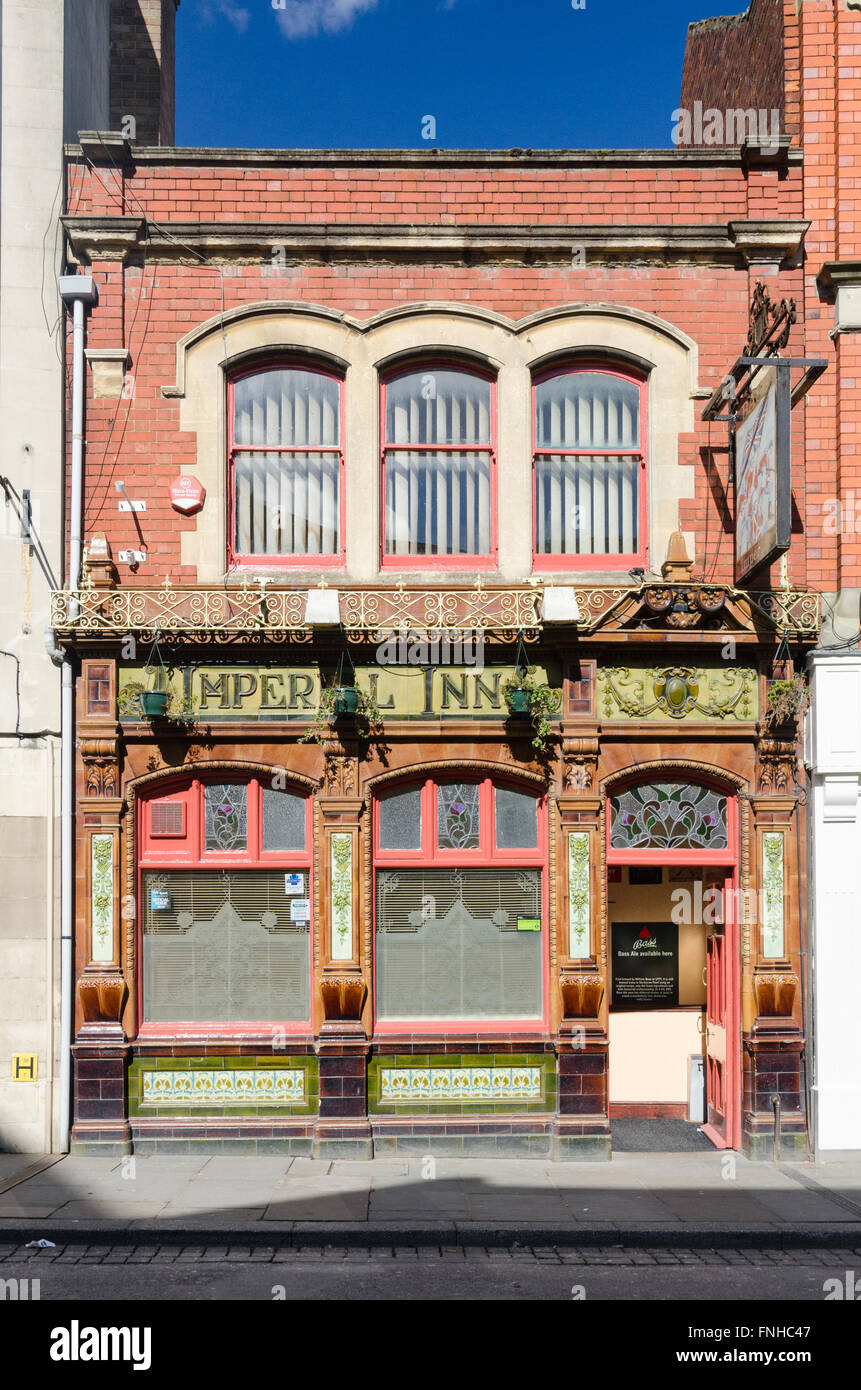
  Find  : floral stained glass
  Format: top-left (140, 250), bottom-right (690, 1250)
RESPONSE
top-left (204, 784), bottom-right (247, 852)
top-left (437, 783), bottom-right (480, 851)
top-left (609, 782), bottom-right (728, 851)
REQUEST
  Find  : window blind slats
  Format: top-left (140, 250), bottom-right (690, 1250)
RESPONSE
top-left (535, 371), bottom-right (641, 557)
top-left (232, 368), bottom-right (340, 558)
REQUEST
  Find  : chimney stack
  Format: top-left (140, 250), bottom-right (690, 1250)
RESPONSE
top-left (110, 0), bottom-right (179, 146)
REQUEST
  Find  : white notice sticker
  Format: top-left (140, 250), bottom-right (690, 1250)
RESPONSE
top-left (284, 873), bottom-right (304, 894)
top-left (290, 897), bottom-right (310, 923)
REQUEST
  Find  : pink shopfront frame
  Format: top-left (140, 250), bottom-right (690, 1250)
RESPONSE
top-left (136, 774), bottom-right (314, 1039)
top-left (372, 774), bottom-right (550, 1035)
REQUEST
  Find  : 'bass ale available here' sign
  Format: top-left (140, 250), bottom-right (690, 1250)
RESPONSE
top-left (611, 923), bottom-right (680, 1010)
top-left (117, 663), bottom-right (561, 721)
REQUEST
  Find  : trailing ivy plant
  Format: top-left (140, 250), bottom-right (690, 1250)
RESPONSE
top-left (502, 666), bottom-right (562, 752)
top-left (765, 674), bottom-right (808, 729)
top-left (299, 680), bottom-right (385, 746)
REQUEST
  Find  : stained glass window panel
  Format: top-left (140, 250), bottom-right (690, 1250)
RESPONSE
top-left (379, 787), bottom-right (422, 851)
top-left (204, 784), bottom-right (247, 853)
top-left (495, 787), bottom-right (538, 849)
top-left (262, 789), bottom-right (306, 852)
top-left (437, 783), bottom-right (480, 851)
top-left (609, 782), bottom-right (728, 851)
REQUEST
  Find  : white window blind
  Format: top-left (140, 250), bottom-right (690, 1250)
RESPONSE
top-left (142, 870), bottom-right (310, 1023)
top-left (384, 369), bottom-right (493, 557)
top-left (233, 368), bottom-right (341, 557)
top-left (535, 371), bottom-right (642, 557)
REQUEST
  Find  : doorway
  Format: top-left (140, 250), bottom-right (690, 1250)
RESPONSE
top-left (606, 779), bottom-right (741, 1151)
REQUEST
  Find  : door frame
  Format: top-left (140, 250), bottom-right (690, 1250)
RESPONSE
top-left (604, 773), bottom-right (741, 1150)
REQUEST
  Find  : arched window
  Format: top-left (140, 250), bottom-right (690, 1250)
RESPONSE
top-left (374, 776), bottom-right (546, 1026)
top-left (533, 366), bottom-right (646, 568)
top-left (138, 776), bottom-right (312, 1031)
top-left (228, 363), bottom-right (344, 567)
top-left (381, 365), bottom-right (496, 567)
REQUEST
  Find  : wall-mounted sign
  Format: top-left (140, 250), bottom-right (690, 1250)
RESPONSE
top-left (169, 475), bottom-right (206, 515)
top-left (284, 873), bottom-right (304, 895)
top-left (12, 1054), bottom-right (38, 1082)
top-left (611, 922), bottom-right (679, 1011)
top-left (149, 889), bottom-right (172, 911)
top-left (734, 366), bottom-right (791, 584)
top-left (118, 663), bottom-right (561, 722)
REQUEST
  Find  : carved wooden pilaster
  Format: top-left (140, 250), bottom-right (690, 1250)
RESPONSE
top-left (757, 731), bottom-right (798, 795)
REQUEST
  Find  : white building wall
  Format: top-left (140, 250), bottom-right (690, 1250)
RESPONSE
top-left (0, 0), bottom-right (109, 1152)
top-left (808, 654), bottom-right (861, 1154)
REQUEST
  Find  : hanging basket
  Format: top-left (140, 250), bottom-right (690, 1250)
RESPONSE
top-left (332, 685), bottom-right (360, 717)
top-left (142, 690), bottom-right (169, 718)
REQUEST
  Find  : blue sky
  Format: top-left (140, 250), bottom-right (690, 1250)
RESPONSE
top-left (179, 0), bottom-right (751, 150)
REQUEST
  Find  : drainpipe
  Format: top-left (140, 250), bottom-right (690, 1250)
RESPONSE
top-left (53, 275), bottom-right (98, 1153)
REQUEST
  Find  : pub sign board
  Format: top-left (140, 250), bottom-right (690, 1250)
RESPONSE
top-left (118, 662), bottom-right (561, 722)
top-left (734, 364), bottom-right (792, 585)
top-left (611, 922), bottom-right (679, 1011)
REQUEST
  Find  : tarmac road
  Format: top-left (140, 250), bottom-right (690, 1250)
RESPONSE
top-left (2, 1241), bottom-right (858, 1301)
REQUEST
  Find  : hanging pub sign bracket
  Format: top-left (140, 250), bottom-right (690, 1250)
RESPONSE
top-left (700, 282), bottom-right (827, 585)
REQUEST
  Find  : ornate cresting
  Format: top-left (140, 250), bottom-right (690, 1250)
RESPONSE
top-left (50, 580), bottom-right (820, 643)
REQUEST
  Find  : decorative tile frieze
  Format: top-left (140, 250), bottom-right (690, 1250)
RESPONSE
top-left (330, 832), bottom-right (354, 961)
top-left (379, 1066), bottom-right (542, 1103)
top-left (567, 833), bottom-right (591, 958)
top-left (599, 665), bottom-right (757, 722)
top-left (141, 1067), bottom-right (306, 1107)
top-left (91, 834), bottom-right (115, 963)
top-left (762, 832), bottom-right (785, 958)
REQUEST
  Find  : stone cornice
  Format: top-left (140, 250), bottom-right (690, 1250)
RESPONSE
top-left (64, 142), bottom-right (804, 169)
top-left (61, 216), bottom-right (810, 269)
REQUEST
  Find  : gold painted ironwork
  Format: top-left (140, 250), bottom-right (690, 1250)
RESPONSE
top-left (49, 580), bottom-right (820, 641)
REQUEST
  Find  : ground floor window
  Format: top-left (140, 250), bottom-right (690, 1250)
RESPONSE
top-left (138, 775), bottom-right (312, 1028)
top-left (374, 775), bottom-right (546, 1025)
top-left (142, 870), bottom-right (310, 1023)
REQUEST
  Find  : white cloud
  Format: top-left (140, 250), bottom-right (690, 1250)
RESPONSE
top-left (273, 0), bottom-right (380, 40)
top-left (199, 0), bottom-right (251, 33)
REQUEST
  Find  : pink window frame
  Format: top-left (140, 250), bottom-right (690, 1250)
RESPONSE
top-left (532, 361), bottom-right (648, 573)
top-left (379, 360), bottom-right (498, 572)
top-left (227, 359), bottom-right (347, 572)
top-left (373, 775), bottom-right (548, 1033)
top-left (136, 775), bottom-right (313, 1037)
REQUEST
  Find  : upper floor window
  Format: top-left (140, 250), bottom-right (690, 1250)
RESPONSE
top-left (533, 367), bottom-right (646, 569)
top-left (381, 366), bottom-right (496, 568)
top-left (229, 364), bottom-right (344, 568)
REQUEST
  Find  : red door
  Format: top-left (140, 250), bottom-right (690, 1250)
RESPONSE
top-left (702, 875), bottom-right (740, 1149)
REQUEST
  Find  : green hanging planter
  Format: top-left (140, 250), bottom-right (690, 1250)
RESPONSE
top-left (332, 685), bottom-right (360, 717)
top-left (506, 688), bottom-right (532, 716)
top-left (142, 690), bottom-right (169, 718)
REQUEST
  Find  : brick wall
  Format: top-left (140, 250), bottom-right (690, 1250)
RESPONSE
top-left (65, 149), bottom-right (811, 591)
top-left (679, 0), bottom-right (785, 143)
top-left (109, 0), bottom-right (177, 145)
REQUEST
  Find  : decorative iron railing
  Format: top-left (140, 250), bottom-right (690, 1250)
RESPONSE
top-left (49, 579), bottom-right (820, 643)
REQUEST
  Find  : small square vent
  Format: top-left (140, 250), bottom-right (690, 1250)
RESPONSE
top-left (150, 800), bottom-right (186, 838)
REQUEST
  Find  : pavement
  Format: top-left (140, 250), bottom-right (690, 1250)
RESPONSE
top-left (2, 1149), bottom-right (861, 1247)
